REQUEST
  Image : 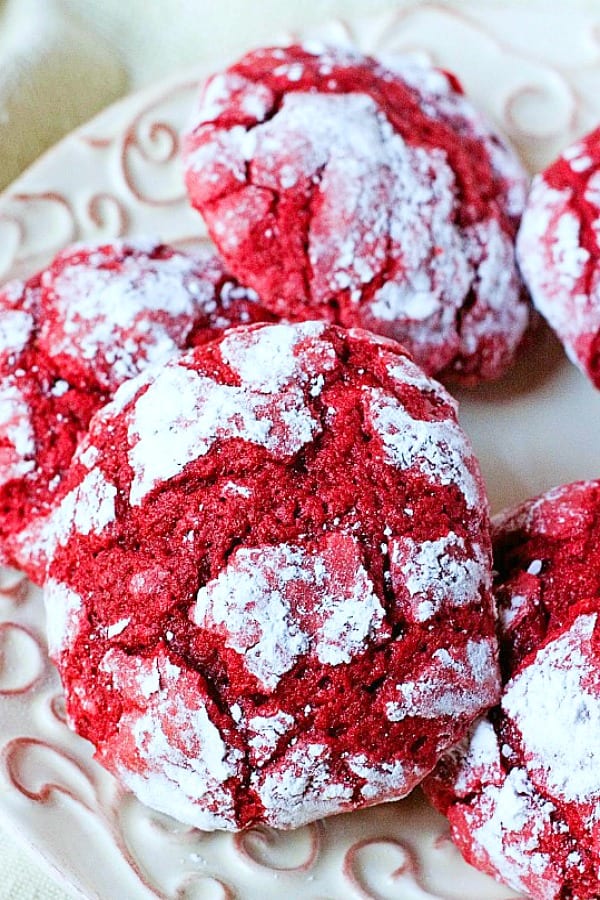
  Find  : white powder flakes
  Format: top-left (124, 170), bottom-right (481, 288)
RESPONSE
top-left (127, 358), bottom-right (319, 506)
top-left (219, 320), bottom-right (335, 394)
top-left (44, 467), bottom-right (117, 558)
top-left (386, 354), bottom-right (456, 408)
top-left (503, 612), bottom-right (600, 807)
top-left (252, 742), bottom-right (353, 828)
top-left (346, 754), bottom-right (414, 801)
top-left (458, 218), bottom-right (529, 365)
top-left (527, 559), bottom-right (543, 576)
top-left (44, 579), bottom-right (85, 657)
top-left (0, 377), bottom-right (35, 487)
top-left (389, 531), bottom-right (488, 622)
top-left (138, 658), bottom-right (161, 698)
top-left (193, 543), bottom-right (310, 692)
top-left (106, 617), bottom-right (130, 639)
top-left (372, 278), bottom-right (440, 321)
top-left (50, 379), bottom-right (69, 397)
top-left (584, 168), bottom-right (600, 205)
top-left (551, 210), bottom-right (589, 290)
top-left (452, 717), bottom-right (503, 797)
top-left (0, 308), bottom-right (33, 358)
top-left (39, 243), bottom-right (216, 391)
top-left (102, 649), bottom-right (242, 830)
top-left (471, 768), bottom-right (558, 897)
top-left (306, 534), bottom-right (387, 666)
top-left (386, 638), bottom-right (498, 724)
top-left (221, 481), bottom-right (251, 498)
top-left (192, 536), bottom-right (387, 691)
top-left (247, 710), bottom-right (295, 765)
top-left (72, 468), bottom-right (118, 537)
top-left (363, 386), bottom-right (481, 508)
top-left (517, 177), bottom-right (597, 378)
top-left (198, 71), bottom-right (273, 125)
top-left (77, 443), bottom-right (100, 470)
top-left (528, 481), bottom-right (597, 538)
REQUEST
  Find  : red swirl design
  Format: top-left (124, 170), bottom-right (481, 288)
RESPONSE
top-left (343, 837), bottom-right (423, 899)
top-left (0, 623), bottom-right (44, 694)
top-left (86, 192), bottom-right (129, 236)
top-left (0, 568), bottom-right (29, 603)
top-left (119, 81), bottom-right (199, 206)
top-left (174, 874), bottom-right (236, 899)
top-left (3, 737), bottom-right (99, 808)
top-left (234, 820), bottom-right (322, 871)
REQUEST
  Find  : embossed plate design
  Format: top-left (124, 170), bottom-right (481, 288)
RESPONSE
top-left (2, 2), bottom-right (600, 897)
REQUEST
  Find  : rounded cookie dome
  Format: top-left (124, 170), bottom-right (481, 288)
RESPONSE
top-left (425, 480), bottom-right (600, 900)
top-left (184, 43), bottom-right (530, 383)
top-left (517, 126), bottom-right (600, 389)
top-left (45, 320), bottom-right (499, 831)
top-left (0, 237), bottom-right (270, 582)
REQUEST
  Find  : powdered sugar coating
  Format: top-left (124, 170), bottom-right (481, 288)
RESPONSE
top-left (184, 43), bottom-right (530, 383)
top-left (517, 125), bottom-right (600, 388)
top-left (44, 579), bottom-right (84, 659)
top-left (0, 307), bottom-right (33, 357)
top-left (40, 238), bottom-right (271, 393)
top-left (389, 533), bottom-right (489, 622)
top-left (251, 742), bottom-right (354, 830)
top-left (246, 711), bottom-right (295, 766)
top-left (101, 649), bottom-right (244, 831)
top-left (503, 613), bottom-right (600, 807)
top-left (192, 536), bottom-right (387, 691)
top-left (425, 479), bottom-right (600, 899)
top-left (46, 321), bottom-right (497, 832)
top-left (346, 754), bottom-right (417, 802)
top-left (0, 377), bottom-right (36, 487)
top-left (0, 239), bottom-right (271, 583)
top-left (127, 322), bottom-right (328, 505)
top-left (385, 638), bottom-right (497, 727)
top-left (363, 387), bottom-right (482, 508)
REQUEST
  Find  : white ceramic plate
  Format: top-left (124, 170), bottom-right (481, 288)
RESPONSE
top-left (2, 3), bottom-right (600, 897)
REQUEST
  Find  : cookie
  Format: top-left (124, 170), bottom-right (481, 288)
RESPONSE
top-left (517, 126), bottom-right (600, 388)
top-left (0, 237), bottom-right (270, 582)
top-left (45, 320), bottom-right (499, 831)
top-left (424, 480), bottom-right (600, 900)
top-left (183, 43), bottom-right (530, 383)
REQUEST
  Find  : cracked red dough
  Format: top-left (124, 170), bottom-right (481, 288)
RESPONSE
top-left (45, 320), bottom-right (499, 832)
top-left (424, 480), bottom-right (600, 900)
top-left (517, 126), bottom-right (600, 388)
top-left (0, 238), bottom-right (271, 583)
top-left (183, 43), bottom-right (530, 383)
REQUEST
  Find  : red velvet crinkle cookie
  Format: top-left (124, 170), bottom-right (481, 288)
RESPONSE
top-left (45, 320), bottom-right (499, 831)
top-left (424, 480), bottom-right (600, 900)
top-left (517, 126), bottom-right (600, 388)
top-left (183, 43), bottom-right (530, 383)
top-left (0, 237), bottom-right (271, 583)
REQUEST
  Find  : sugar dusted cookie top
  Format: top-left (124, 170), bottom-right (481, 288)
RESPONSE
top-left (184, 43), bottom-right (530, 383)
top-left (45, 320), bottom-right (498, 832)
top-left (0, 238), bottom-right (270, 582)
top-left (38, 238), bottom-right (272, 392)
top-left (425, 480), bottom-right (600, 900)
top-left (518, 126), bottom-right (600, 388)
